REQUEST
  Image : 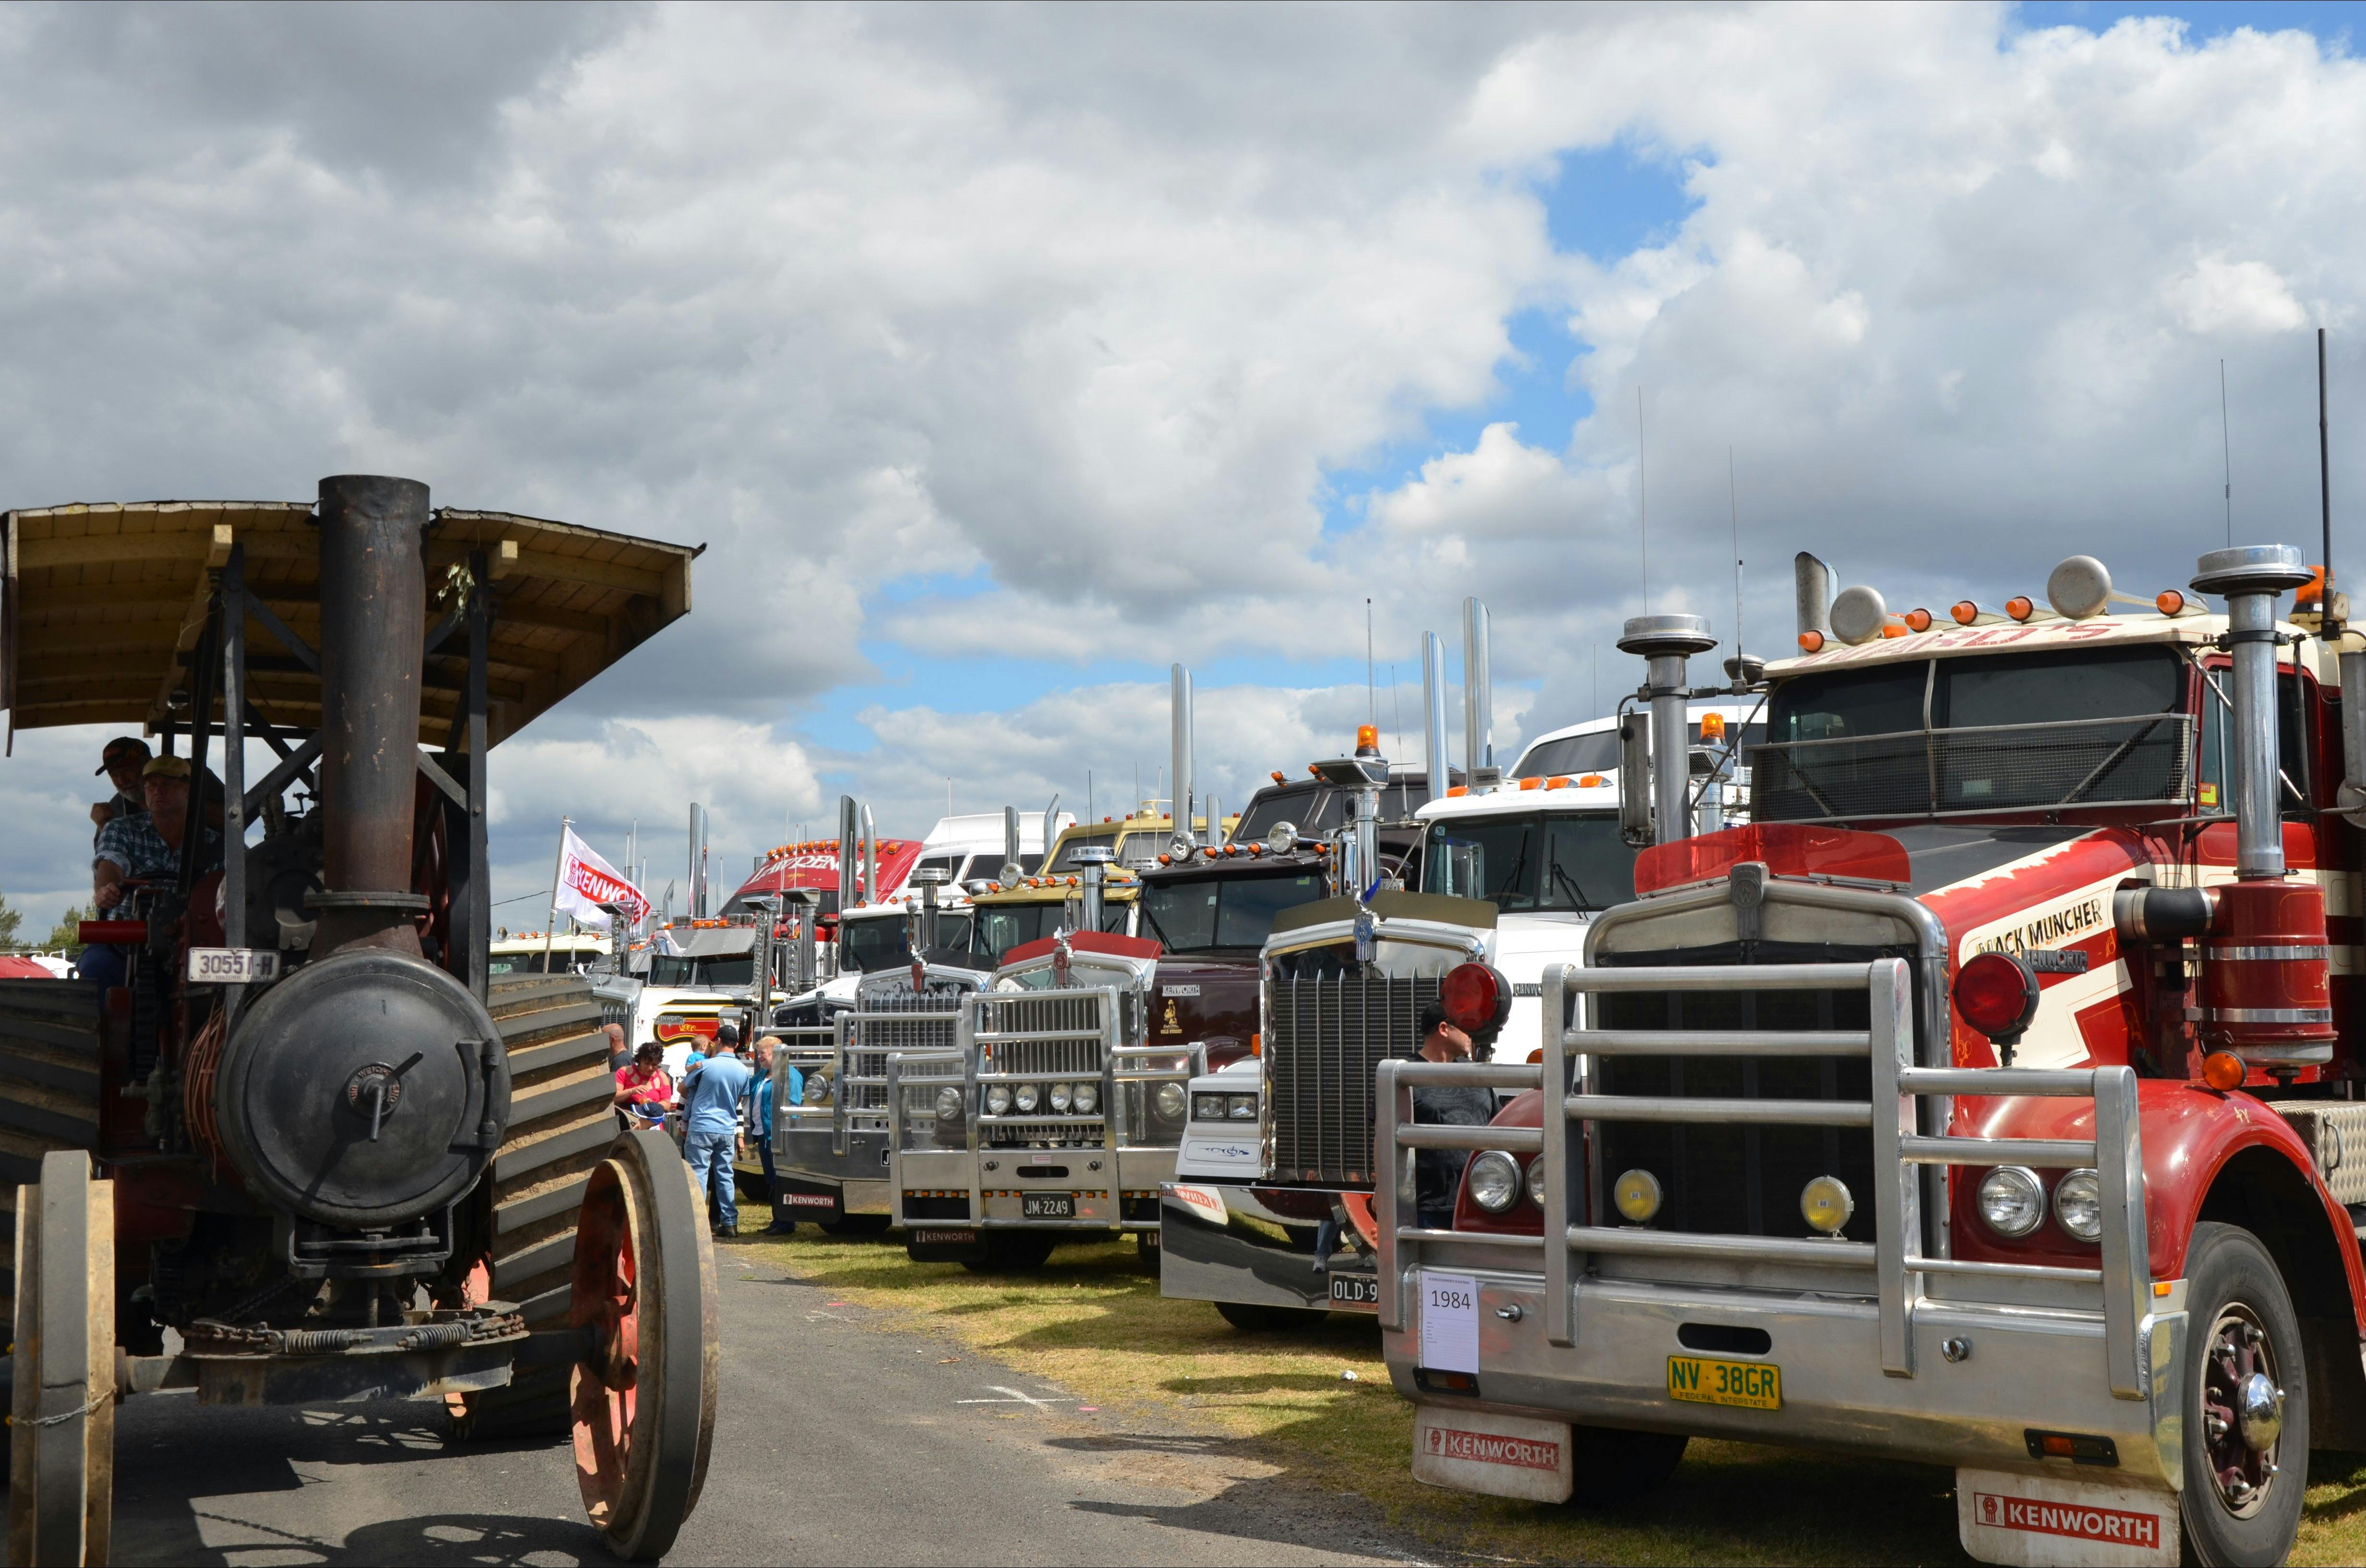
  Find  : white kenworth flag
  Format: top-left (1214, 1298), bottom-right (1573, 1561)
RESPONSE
top-left (555, 827), bottom-right (650, 932)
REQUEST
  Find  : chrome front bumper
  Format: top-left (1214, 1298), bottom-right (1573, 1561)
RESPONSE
top-left (893, 1146), bottom-right (1174, 1231)
top-left (1380, 1266), bottom-right (2185, 1489)
top-left (1158, 1183), bottom-right (1380, 1314)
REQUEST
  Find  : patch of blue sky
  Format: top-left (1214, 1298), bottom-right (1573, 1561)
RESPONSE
top-left (1314, 143), bottom-right (1698, 544)
top-left (2008, 0), bottom-right (2360, 48)
top-left (872, 565), bottom-right (997, 606)
top-left (799, 643), bottom-right (1383, 757)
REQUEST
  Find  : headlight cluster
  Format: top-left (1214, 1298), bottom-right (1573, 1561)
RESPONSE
top-left (1977, 1165), bottom-right (2102, 1242)
top-left (982, 1081), bottom-right (1101, 1117)
top-left (1462, 1151), bottom-right (1552, 1214)
top-left (1192, 1092), bottom-right (1260, 1123)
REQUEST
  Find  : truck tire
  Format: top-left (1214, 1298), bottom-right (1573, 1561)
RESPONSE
top-left (447, 975), bottom-right (617, 1441)
top-left (2179, 1221), bottom-right (2305, 1567)
top-left (1565, 1425), bottom-right (1687, 1506)
top-left (1214, 1301), bottom-right (1328, 1332)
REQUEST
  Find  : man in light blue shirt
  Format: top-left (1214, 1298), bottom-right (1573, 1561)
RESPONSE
top-left (680, 1036), bottom-right (755, 1237)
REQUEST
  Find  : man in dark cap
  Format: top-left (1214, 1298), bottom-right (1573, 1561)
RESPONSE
top-left (82, 756), bottom-right (224, 989)
top-left (90, 736), bottom-right (151, 845)
top-left (1412, 1001), bottom-right (1497, 1230)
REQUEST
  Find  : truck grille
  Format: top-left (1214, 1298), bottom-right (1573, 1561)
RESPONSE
top-left (1268, 976), bottom-right (1438, 1186)
top-left (846, 993), bottom-right (960, 1114)
top-left (975, 990), bottom-right (1107, 1149)
top-left (1593, 961), bottom-right (1878, 1242)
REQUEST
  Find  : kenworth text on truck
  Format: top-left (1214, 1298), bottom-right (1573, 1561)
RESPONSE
top-left (1380, 543), bottom-right (2366, 1567)
top-left (0, 482), bottom-right (715, 1560)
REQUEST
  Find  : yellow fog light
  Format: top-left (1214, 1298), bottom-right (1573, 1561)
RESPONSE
top-left (1613, 1169), bottom-right (1662, 1225)
top-left (1800, 1175), bottom-right (1854, 1236)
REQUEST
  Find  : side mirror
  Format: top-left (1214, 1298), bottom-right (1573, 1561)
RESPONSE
top-left (1618, 716), bottom-right (1652, 846)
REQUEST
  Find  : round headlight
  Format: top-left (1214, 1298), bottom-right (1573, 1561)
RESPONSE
top-left (1050, 1083), bottom-right (1073, 1113)
top-left (1978, 1166), bottom-right (2046, 1238)
top-left (1073, 1082), bottom-right (1099, 1114)
top-left (1154, 1082), bottom-right (1187, 1120)
top-left (934, 1085), bottom-right (963, 1122)
top-left (2052, 1168), bottom-right (2103, 1242)
top-left (1525, 1158), bottom-right (1548, 1208)
top-left (1466, 1151), bottom-right (1522, 1214)
top-left (985, 1084), bottom-right (1011, 1115)
top-left (1267, 821), bottom-right (1298, 854)
top-left (1800, 1175), bottom-right (1854, 1236)
top-left (803, 1075), bottom-right (831, 1106)
top-left (1014, 1083), bottom-right (1040, 1114)
top-left (1613, 1169), bottom-right (1663, 1225)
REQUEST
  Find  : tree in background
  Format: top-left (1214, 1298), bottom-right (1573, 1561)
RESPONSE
top-left (0, 887), bottom-right (20, 949)
top-left (42, 905), bottom-right (86, 951)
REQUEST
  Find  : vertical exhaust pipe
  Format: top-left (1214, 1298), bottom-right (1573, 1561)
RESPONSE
top-left (1171, 664), bottom-right (1195, 850)
top-left (1002, 805), bottom-right (1022, 881)
top-left (1205, 792), bottom-right (1222, 848)
top-left (1039, 794), bottom-right (1062, 870)
top-left (1795, 553), bottom-right (1833, 643)
top-left (1075, 844), bottom-right (1110, 932)
top-left (312, 475), bottom-right (430, 957)
top-left (1617, 615), bottom-right (1717, 845)
top-left (2194, 546), bottom-right (2313, 879)
top-left (2192, 543), bottom-right (2335, 1066)
top-left (836, 795), bottom-right (860, 911)
top-left (688, 803), bottom-right (707, 919)
top-left (1422, 630), bottom-right (1450, 804)
top-left (1462, 598), bottom-right (1493, 787)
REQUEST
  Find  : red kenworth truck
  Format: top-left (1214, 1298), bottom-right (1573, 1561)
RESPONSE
top-left (1380, 543), bottom-right (2366, 1566)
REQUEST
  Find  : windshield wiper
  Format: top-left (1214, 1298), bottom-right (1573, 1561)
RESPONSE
top-left (1548, 863), bottom-right (1594, 911)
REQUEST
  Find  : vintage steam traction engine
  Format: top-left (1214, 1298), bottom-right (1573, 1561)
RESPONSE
top-left (1380, 539), bottom-right (2366, 1566)
top-left (2, 478), bottom-right (714, 1564)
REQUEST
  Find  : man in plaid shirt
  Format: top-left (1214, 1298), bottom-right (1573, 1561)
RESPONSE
top-left (83, 756), bottom-right (223, 989)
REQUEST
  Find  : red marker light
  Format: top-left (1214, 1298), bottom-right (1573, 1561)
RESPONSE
top-left (1440, 962), bottom-right (1510, 1035)
top-left (1955, 951), bottom-right (2040, 1038)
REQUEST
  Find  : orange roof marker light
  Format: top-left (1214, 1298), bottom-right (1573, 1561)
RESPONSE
top-left (1578, 773), bottom-right (1606, 786)
top-left (1446, 784), bottom-right (1470, 798)
top-left (1270, 770), bottom-right (1287, 784)
top-left (1699, 712), bottom-right (1727, 743)
top-left (1901, 607), bottom-right (1933, 633)
top-left (2005, 596), bottom-right (2035, 622)
top-left (2156, 589), bottom-right (2200, 617)
top-left (1545, 776), bottom-right (1572, 789)
top-left (1519, 776), bottom-right (1542, 791)
top-left (1798, 629), bottom-right (1825, 653)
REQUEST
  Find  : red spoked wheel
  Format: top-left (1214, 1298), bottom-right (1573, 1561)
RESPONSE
top-left (569, 1128), bottom-right (718, 1561)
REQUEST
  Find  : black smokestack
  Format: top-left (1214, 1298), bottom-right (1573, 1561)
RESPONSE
top-left (313, 474), bottom-right (430, 955)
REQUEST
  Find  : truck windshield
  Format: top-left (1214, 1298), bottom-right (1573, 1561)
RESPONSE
top-left (1756, 646), bottom-right (2190, 821)
top-left (973, 900), bottom-right (1125, 963)
top-left (1140, 871), bottom-right (1327, 953)
top-left (836, 913), bottom-right (974, 971)
top-left (1049, 830), bottom-right (1160, 872)
top-left (1421, 812), bottom-right (1636, 912)
top-left (646, 954), bottom-right (757, 987)
top-left (1232, 779), bottom-right (1429, 842)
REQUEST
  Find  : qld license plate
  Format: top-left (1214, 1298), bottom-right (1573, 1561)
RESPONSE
top-left (1328, 1272), bottom-right (1380, 1311)
top-left (1667, 1354), bottom-right (1781, 1410)
top-left (185, 947), bottom-right (280, 984)
top-left (1022, 1193), bottom-right (1074, 1219)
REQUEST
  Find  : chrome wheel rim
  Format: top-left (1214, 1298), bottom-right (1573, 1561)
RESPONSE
top-left (2199, 1302), bottom-right (2283, 1520)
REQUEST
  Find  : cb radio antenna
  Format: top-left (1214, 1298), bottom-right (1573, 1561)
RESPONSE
top-left (1729, 445), bottom-right (1744, 670)
top-left (2321, 327), bottom-right (2339, 637)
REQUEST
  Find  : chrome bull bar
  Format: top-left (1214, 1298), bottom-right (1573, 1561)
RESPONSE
top-left (882, 988), bottom-right (1203, 1228)
top-left (769, 1022), bottom-right (841, 1146)
top-left (1376, 956), bottom-right (2150, 1401)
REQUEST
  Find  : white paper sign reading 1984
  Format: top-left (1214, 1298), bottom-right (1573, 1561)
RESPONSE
top-left (1420, 1270), bottom-right (1480, 1374)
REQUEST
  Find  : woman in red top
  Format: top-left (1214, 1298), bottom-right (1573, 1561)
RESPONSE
top-left (613, 1040), bottom-right (674, 1121)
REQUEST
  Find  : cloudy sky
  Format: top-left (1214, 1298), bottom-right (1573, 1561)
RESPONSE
top-left (3, 0), bottom-right (2362, 930)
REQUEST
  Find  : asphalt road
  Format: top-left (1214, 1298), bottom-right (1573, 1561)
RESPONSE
top-left (81, 1245), bottom-right (1428, 1567)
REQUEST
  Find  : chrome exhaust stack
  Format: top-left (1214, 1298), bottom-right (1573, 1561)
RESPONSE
top-left (1794, 552), bottom-right (1832, 644)
top-left (1171, 663), bottom-right (1195, 853)
top-left (1422, 630), bottom-right (1451, 803)
top-left (1462, 597), bottom-right (1494, 790)
top-left (1617, 614), bottom-right (1717, 845)
top-left (1074, 844), bottom-right (1111, 932)
top-left (2193, 545), bottom-right (2314, 880)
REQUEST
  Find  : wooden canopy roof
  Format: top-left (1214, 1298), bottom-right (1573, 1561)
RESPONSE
top-left (1, 500), bottom-right (697, 752)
